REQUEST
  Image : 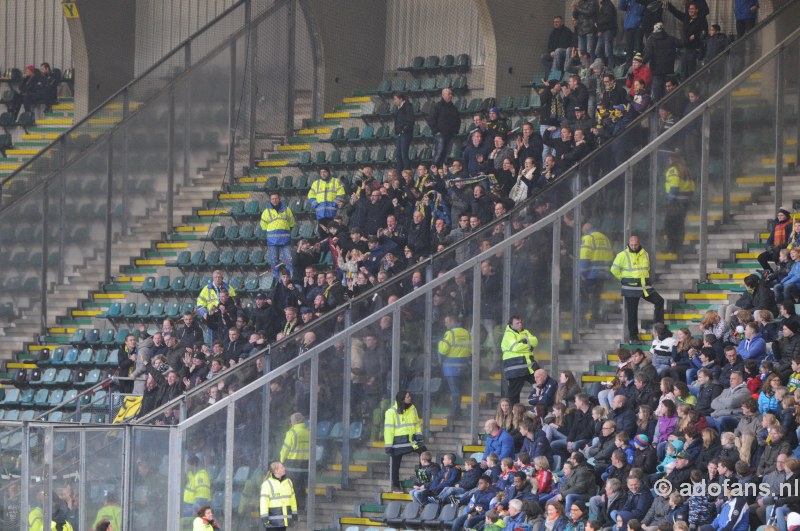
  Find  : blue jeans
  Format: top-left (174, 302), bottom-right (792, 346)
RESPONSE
top-left (688, 384), bottom-right (700, 398)
top-left (775, 505), bottom-right (792, 531)
top-left (679, 48), bottom-right (700, 79)
top-left (595, 31), bottom-right (615, 68)
top-left (686, 368), bottom-right (698, 386)
top-left (706, 415), bottom-right (739, 432)
top-left (437, 486), bottom-right (466, 502)
top-left (578, 34), bottom-right (597, 58)
top-left (395, 132), bottom-right (412, 173)
top-left (444, 373), bottom-right (465, 416)
top-left (267, 244), bottom-right (293, 277)
top-left (546, 48), bottom-right (575, 72)
top-left (432, 134), bottom-right (454, 168)
top-left (565, 494), bottom-right (587, 514)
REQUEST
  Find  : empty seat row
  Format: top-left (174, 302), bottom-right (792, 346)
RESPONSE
top-left (105, 300), bottom-right (196, 321)
top-left (36, 347), bottom-right (120, 368)
top-left (15, 366), bottom-right (109, 387)
top-left (368, 74), bottom-right (468, 97)
top-left (0, 408), bottom-right (108, 424)
top-left (397, 53), bottom-right (471, 74)
top-left (380, 500), bottom-right (464, 529)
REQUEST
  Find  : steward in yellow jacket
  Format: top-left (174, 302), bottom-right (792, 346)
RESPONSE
top-left (501, 316), bottom-right (539, 404)
top-left (384, 390), bottom-right (423, 491)
top-left (260, 462), bottom-right (297, 528)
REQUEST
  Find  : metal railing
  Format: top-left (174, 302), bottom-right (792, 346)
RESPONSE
top-left (3, 17), bottom-right (799, 531)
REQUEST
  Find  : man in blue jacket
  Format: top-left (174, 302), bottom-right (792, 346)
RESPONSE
top-left (734, 0), bottom-right (759, 37)
top-left (610, 476), bottom-right (653, 527)
top-left (736, 323), bottom-right (766, 362)
top-left (703, 482), bottom-right (749, 531)
top-left (619, 0), bottom-right (645, 68)
top-left (483, 419), bottom-right (514, 463)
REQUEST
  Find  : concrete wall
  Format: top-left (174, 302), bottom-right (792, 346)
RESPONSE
top-left (480, 0), bottom-right (564, 99)
top-left (307, 0), bottom-right (387, 112)
top-left (66, 0), bottom-right (137, 117)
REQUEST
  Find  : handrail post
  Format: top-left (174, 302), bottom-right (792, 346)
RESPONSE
top-left (341, 306), bottom-right (352, 488)
top-left (470, 262), bottom-right (481, 442)
top-left (40, 183), bottom-right (49, 337)
top-left (167, 87), bottom-right (176, 234)
top-left (104, 140), bottom-right (113, 283)
top-left (774, 47), bottom-right (785, 215)
top-left (422, 263), bottom-right (433, 439)
top-left (306, 351), bottom-right (319, 531)
top-left (699, 109), bottom-right (711, 280)
top-left (550, 221), bottom-right (561, 376)
top-left (285, 0), bottom-right (297, 139)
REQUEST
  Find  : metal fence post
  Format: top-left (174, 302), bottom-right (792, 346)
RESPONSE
top-left (391, 307), bottom-right (401, 403)
top-left (20, 425), bottom-right (30, 531)
top-left (121, 425), bottom-right (134, 531)
top-left (105, 140), bottom-right (113, 283)
top-left (721, 54), bottom-right (733, 224)
top-left (306, 352), bottom-right (319, 531)
top-left (571, 203), bottom-right (582, 339)
top-left (774, 48), bottom-right (785, 214)
top-left (285, 0), bottom-right (297, 138)
top-left (42, 426), bottom-right (53, 529)
top-left (342, 307), bottom-right (352, 487)
top-left (223, 402), bottom-right (235, 531)
top-left (550, 222), bottom-right (561, 376)
top-left (470, 262), bottom-right (482, 441)
top-left (648, 113), bottom-right (659, 271)
top-left (247, 0), bottom-right (258, 169)
top-left (423, 263), bottom-right (434, 439)
top-left (698, 110), bottom-right (711, 280)
top-left (228, 39), bottom-right (237, 184)
top-left (184, 44), bottom-right (192, 189)
top-left (58, 136), bottom-right (67, 285)
top-left (40, 184), bottom-right (48, 337)
top-left (167, 88), bottom-right (176, 234)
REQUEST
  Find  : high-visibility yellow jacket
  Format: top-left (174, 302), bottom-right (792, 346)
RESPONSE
top-left (93, 505), bottom-right (121, 531)
top-left (260, 202), bottom-right (296, 246)
top-left (501, 325), bottom-right (539, 379)
top-left (437, 326), bottom-right (471, 376)
top-left (665, 166), bottom-right (695, 201)
top-left (29, 507), bottom-right (43, 531)
top-left (579, 230), bottom-right (613, 280)
top-left (260, 475), bottom-right (297, 528)
top-left (183, 468), bottom-right (211, 504)
top-left (280, 422), bottom-right (310, 465)
top-left (610, 246), bottom-right (653, 297)
top-left (195, 281), bottom-right (236, 313)
top-left (383, 403), bottom-right (421, 454)
top-left (307, 176), bottom-right (345, 220)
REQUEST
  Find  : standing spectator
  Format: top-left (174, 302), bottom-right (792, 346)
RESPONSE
top-left (393, 93), bottom-right (414, 173)
top-left (574, 0), bottom-right (600, 59)
top-left (384, 390), bottom-right (423, 493)
top-left (463, 130), bottom-right (492, 176)
top-left (595, 0), bottom-right (618, 68)
top-left (544, 16), bottom-right (577, 72)
top-left (666, 1), bottom-right (708, 80)
top-left (427, 88), bottom-right (460, 168)
top-left (610, 235), bottom-right (665, 342)
top-left (734, 0), bottom-right (759, 37)
top-left (705, 24), bottom-right (729, 61)
top-left (758, 209), bottom-right (793, 272)
top-left (260, 192), bottom-right (296, 277)
top-left (620, 0), bottom-right (645, 67)
top-left (643, 22), bottom-right (679, 101)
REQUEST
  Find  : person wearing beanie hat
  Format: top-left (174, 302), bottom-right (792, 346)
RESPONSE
top-left (632, 434), bottom-right (657, 473)
top-left (625, 52), bottom-right (652, 97)
top-left (486, 106), bottom-right (509, 140)
top-left (758, 209), bottom-right (794, 272)
top-left (642, 18), bottom-right (678, 101)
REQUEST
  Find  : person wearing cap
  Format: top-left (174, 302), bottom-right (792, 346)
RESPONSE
top-left (625, 53), bottom-right (652, 96)
top-left (260, 192), bottom-right (296, 278)
top-left (666, 1), bottom-right (708, 80)
top-left (307, 167), bottom-right (345, 230)
top-left (565, 75), bottom-right (590, 119)
top-left (759, 209), bottom-right (794, 272)
top-left (486, 107), bottom-right (508, 140)
top-left (610, 235), bottom-right (665, 342)
top-left (642, 22), bottom-right (679, 101)
top-left (427, 87), bottom-right (460, 168)
top-left (186, 351), bottom-right (209, 388)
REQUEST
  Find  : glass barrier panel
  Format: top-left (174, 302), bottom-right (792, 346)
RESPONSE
top-left (50, 430), bottom-right (80, 530)
top-left (25, 426), bottom-right (46, 531)
top-left (130, 427), bottom-right (170, 530)
top-left (188, 4), bottom-right (246, 68)
top-left (181, 405), bottom-right (228, 530)
top-left (230, 382), bottom-right (269, 530)
top-left (0, 424), bottom-right (23, 531)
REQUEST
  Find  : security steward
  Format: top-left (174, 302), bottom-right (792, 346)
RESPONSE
top-left (579, 222), bottom-right (614, 323)
top-left (260, 461), bottom-right (298, 530)
top-left (279, 412), bottom-right (309, 509)
top-left (438, 314), bottom-right (472, 418)
top-left (183, 455), bottom-right (211, 517)
top-left (383, 390), bottom-right (423, 493)
top-left (501, 315), bottom-right (539, 405)
top-left (306, 167), bottom-right (345, 233)
top-left (260, 192), bottom-right (296, 277)
top-left (610, 235), bottom-right (665, 342)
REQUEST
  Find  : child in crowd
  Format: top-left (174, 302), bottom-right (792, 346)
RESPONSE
top-left (515, 451), bottom-right (535, 478)
top-left (482, 453), bottom-right (501, 485)
top-left (704, 24), bottom-right (729, 61)
top-left (656, 439), bottom-right (683, 475)
top-left (410, 451), bottom-right (440, 501)
top-left (532, 455), bottom-right (554, 500)
top-left (438, 456), bottom-right (481, 505)
top-left (495, 457), bottom-right (518, 490)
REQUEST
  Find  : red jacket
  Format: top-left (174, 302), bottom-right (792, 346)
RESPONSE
top-left (626, 64), bottom-right (653, 95)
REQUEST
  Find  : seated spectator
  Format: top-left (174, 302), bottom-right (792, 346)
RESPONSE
top-left (412, 452), bottom-right (461, 505)
top-left (543, 16), bottom-right (577, 72)
top-left (625, 54), bottom-right (652, 96)
top-left (736, 323), bottom-right (766, 362)
top-left (632, 434), bottom-right (657, 474)
top-left (484, 419), bottom-right (515, 464)
top-left (641, 486), bottom-right (671, 531)
top-left (708, 371), bottom-right (750, 432)
top-left (551, 452), bottom-right (596, 512)
top-left (774, 248), bottom-right (800, 303)
top-left (759, 209), bottom-right (793, 272)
